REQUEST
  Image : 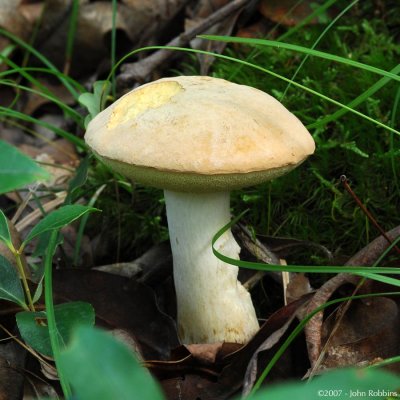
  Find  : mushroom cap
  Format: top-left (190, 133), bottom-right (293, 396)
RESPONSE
top-left (85, 76), bottom-right (315, 192)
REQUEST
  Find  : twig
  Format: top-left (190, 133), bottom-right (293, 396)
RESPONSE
top-left (341, 175), bottom-right (400, 255)
top-left (0, 323), bottom-right (53, 370)
top-left (233, 223), bottom-right (283, 286)
top-left (304, 224), bottom-right (400, 369)
top-left (15, 192), bottom-right (67, 232)
top-left (117, 0), bottom-right (252, 85)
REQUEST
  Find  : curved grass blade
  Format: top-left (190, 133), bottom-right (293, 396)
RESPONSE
top-left (389, 84), bottom-right (400, 193)
top-left (0, 66), bottom-right (86, 93)
top-left (0, 107), bottom-right (85, 148)
top-left (111, 0), bottom-right (117, 98)
top-left (278, 0), bottom-right (338, 41)
top-left (0, 52), bottom-right (55, 100)
top-left (308, 63), bottom-right (400, 130)
top-left (0, 27), bottom-right (80, 100)
top-left (107, 46), bottom-right (400, 137)
top-left (0, 80), bottom-right (83, 126)
top-left (281, 0), bottom-right (358, 100)
top-left (64, 0), bottom-right (80, 75)
top-left (227, 0), bottom-right (341, 82)
top-left (211, 212), bottom-right (400, 275)
top-left (198, 35), bottom-right (400, 83)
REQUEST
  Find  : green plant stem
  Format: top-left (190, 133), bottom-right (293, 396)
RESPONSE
top-left (73, 184), bottom-right (106, 265)
top-left (14, 251), bottom-right (35, 311)
top-left (44, 230), bottom-right (72, 399)
top-left (367, 355), bottom-right (400, 370)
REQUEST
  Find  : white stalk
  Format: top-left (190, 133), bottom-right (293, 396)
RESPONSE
top-left (164, 190), bottom-right (259, 344)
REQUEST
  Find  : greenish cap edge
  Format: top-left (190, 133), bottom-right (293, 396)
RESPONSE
top-left (101, 155), bottom-right (306, 193)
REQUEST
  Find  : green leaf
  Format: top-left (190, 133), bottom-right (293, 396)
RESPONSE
top-left (32, 280), bottom-right (43, 304)
top-left (16, 301), bottom-right (95, 357)
top-left (79, 80), bottom-right (111, 128)
top-left (23, 205), bottom-right (99, 246)
top-left (0, 210), bottom-right (12, 248)
top-left (0, 254), bottom-right (27, 309)
top-left (60, 326), bottom-right (164, 400)
top-left (248, 368), bottom-right (400, 400)
top-left (0, 139), bottom-right (50, 194)
top-left (32, 231), bottom-right (63, 259)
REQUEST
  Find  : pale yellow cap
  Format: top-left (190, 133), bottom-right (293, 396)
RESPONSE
top-left (85, 76), bottom-right (315, 192)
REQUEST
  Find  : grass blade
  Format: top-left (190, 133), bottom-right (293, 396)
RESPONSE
top-left (108, 46), bottom-right (400, 137)
top-left (64, 0), bottom-right (80, 76)
top-left (281, 0), bottom-right (358, 100)
top-left (0, 27), bottom-right (80, 100)
top-left (0, 106), bottom-right (85, 148)
top-left (199, 35), bottom-right (400, 83)
top-left (0, 80), bottom-right (83, 126)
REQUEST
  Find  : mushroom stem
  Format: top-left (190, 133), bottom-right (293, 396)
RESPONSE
top-left (164, 190), bottom-right (259, 344)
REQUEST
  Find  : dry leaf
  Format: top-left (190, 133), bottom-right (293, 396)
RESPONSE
top-left (53, 269), bottom-right (180, 360)
top-left (321, 297), bottom-right (400, 370)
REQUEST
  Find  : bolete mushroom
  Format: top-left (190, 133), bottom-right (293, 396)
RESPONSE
top-left (85, 76), bottom-right (315, 344)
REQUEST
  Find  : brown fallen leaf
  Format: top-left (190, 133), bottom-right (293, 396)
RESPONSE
top-left (34, 0), bottom-right (188, 77)
top-left (185, 342), bottom-right (225, 366)
top-left (0, 0), bottom-right (34, 68)
top-left (18, 138), bottom-right (78, 190)
top-left (53, 269), bottom-right (180, 360)
top-left (94, 241), bottom-right (172, 285)
top-left (147, 295), bottom-right (312, 400)
top-left (305, 225), bottom-right (400, 368)
top-left (321, 297), bottom-right (400, 371)
top-left (0, 341), bottom-right (26, 400)
top-left (23, 78), bottom-right (75, 117)
top-left (285, 273), bottom-right (313, 304)
top-left (236, 19), bottom-right (270, 40)
top-left (258, 0), bottom-right (331, 26)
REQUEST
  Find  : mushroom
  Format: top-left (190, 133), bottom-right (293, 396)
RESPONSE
top-left (85, 76), bottom-right (315, 344)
